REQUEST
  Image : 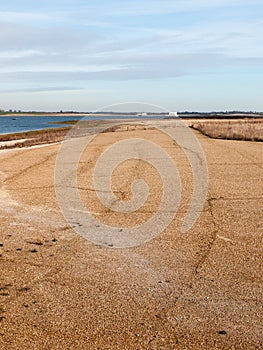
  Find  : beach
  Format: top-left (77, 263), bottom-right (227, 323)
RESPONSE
top-left (0, 120), bottom-right (262, 349)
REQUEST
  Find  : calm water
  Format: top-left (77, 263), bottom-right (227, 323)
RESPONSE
top-left (0, 115), bottom-right (164, 135)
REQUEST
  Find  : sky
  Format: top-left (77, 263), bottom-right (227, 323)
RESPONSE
top-left (0, 0), bottom-right (263, 112)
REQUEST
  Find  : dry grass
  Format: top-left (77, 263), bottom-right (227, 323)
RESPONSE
top-left (191, 119), bottom-right (263, 142)
top-left (0, 127), bottom-right (70, 149)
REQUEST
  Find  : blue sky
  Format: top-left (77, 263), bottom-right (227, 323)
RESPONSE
top-left (0, 0), bottom-right (263, 111)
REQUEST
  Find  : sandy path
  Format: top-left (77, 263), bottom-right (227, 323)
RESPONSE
top-left (0, 121), bottom-right (262, 349)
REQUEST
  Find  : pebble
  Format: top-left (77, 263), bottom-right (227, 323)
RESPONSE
top-left (30, 249), bottom-right (38, 253)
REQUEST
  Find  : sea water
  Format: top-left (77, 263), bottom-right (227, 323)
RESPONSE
top-left (0, 115), bottom-right (164, 135)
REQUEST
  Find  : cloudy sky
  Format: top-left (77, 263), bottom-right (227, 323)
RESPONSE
top-left (0, 0), bottom-right (263, 111)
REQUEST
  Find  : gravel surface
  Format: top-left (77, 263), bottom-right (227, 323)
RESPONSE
top-left (0, 121), bottom-right (262, 349)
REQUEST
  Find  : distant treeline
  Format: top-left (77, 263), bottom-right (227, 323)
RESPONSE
top-left (1, 109), bottom-right (263, 117)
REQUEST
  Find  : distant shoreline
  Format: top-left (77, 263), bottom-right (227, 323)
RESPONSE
top-left (1, 112), bottom-right (263, 118)
top-left (0, 113), bottom-right (121, 117)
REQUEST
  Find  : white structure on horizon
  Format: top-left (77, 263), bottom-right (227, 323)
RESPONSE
top-left (169, 111), bottom-right (178, 117)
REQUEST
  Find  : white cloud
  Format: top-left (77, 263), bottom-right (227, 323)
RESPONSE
top-left (67, 0), bottom-right (263, 18)
top-left (0, 86), bottom-right (85, 94)
top-left (0, 11), bottom-right (53, 23)
top-left (1, 52), bottom-right (261, 84)
top-left (0, 0), bottom-right (262, 110)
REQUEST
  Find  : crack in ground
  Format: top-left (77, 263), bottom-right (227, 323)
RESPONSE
top-left (193, 197), bottom-right (218, 275)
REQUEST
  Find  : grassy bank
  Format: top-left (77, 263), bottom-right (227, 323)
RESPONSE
top-left (190, 119), bottom-right (263, 142)
top-left (0, 127), bottom-right (71, 149)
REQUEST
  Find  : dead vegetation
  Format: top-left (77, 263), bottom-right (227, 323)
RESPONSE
top-left (0, 127), bottom-right (70, 149)
top-left (191, 119), bottom-right (263, 142)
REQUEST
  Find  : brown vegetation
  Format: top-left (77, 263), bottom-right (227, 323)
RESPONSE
top-left (0, 127), bottom-right (70, 149)
top-left (191, 119), bottom-right (263, 141)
